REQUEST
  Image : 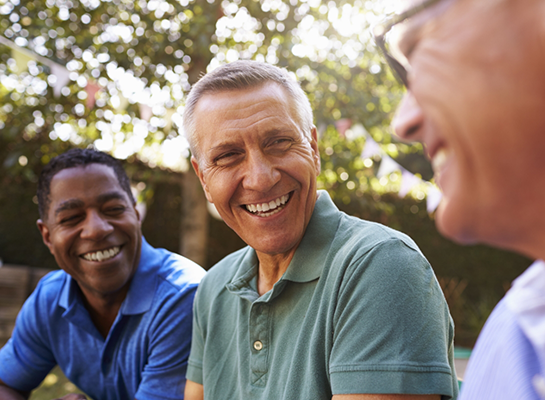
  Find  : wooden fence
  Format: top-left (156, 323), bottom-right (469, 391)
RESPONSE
top-left (0, 264), bottom-right (52, 346)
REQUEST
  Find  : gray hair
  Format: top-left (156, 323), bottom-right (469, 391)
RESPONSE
top-left (183, 60), bottom-right (314, 160)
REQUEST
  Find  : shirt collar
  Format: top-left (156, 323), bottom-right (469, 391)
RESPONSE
top-left (58, 236), bottom-right (156, 315)
top-left (282, 190), bottom-right (341, 283)
top-left (226, 190), bottom-right (341, 301)
top-left (505, 259), bottom-right (545, 354)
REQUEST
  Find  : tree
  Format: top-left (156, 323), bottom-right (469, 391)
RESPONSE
top-left (0, 0), bottom-right (406, 265)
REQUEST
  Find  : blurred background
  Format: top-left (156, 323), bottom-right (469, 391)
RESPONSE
top-left (0, 0), bottom-right (531, 397)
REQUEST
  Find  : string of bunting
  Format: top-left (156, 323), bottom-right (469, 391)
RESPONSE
top-left (3, 34), bottom-right (443, 212)
top-left (360, 134), bottom-right (442, 213)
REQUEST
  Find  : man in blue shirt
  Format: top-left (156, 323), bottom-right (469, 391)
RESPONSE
top-left (383, 0), bottom-right (545, 398)
top-left (0, 148), bottom-right (206, 399)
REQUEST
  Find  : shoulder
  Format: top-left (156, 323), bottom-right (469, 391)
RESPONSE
top-left (339, 212), bottom-right (422, 255)
top-left (330, 213), bottom-right (428, 278)
top-left (461, 298), bottom-right (541, 399)
top-left (195, 246), bottom-right (252, 299)
top-left (147, 245), bottom-right (206, 293)
top-left (27, 270), bottom-right (67, 304)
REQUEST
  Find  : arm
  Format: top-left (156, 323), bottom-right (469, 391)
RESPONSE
top-left (0, 379), bottom-right (30, 400)
top-left (134, 286), bottom-right (199, 400)
top-left (184, 380), bottom-right (203, 400)
top-left (329, 239), bottom-right (457, 398)
top-left (333, 396), bottom-right (440, 400)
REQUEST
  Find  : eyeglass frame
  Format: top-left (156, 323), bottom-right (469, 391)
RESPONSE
top-left (373, 0), bottom-right (444, 88)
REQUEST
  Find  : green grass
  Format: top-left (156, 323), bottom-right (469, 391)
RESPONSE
top-left (29, 367), bottom-right (87, 400)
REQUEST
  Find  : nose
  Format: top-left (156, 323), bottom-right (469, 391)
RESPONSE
top-left (241, 151), bottom-right (281, 193)
top-left (392, 91), bottom-right (424, 142)
top-left (80, 210), bottom-right (114, 241)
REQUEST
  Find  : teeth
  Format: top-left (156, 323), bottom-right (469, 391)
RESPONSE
top-left (431, 148), bottom-right (449, 173)
top-left (82, 246), bottom-right (120, 262)
top-left (245, 194), bottom-right (289, 215)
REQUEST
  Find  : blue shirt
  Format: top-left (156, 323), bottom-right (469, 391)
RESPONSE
top-left (460, 261), bottom-right (545, 400)
top-left (0, 238), bottom-right (206, 400)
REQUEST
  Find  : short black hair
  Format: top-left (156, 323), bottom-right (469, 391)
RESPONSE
top-left (37, 148), bottom-right (135, 220)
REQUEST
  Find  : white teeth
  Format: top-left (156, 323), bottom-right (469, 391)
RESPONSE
top-left (82, 246), bottom-right (120, 262)
top-left (431, 148), bottom-right (449, 173)
top-left (245, 194), bottom-right (290, 215)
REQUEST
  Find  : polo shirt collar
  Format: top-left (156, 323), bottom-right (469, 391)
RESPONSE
top-left (226, 190), bottom-right (341, 301)
top-left (58, 236), bottom-right (156, 316)
top-left (505, 260), bottom-right (545, 367)
top-left (120, 237), bottom-right (157, 315)
top-left (282, 190), bottom-right (341, 283)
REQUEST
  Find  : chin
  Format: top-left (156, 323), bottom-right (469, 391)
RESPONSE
top-left (435, 200), bottom-right (480, 245)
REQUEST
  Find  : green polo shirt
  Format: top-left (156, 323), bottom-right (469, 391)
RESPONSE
top-left (187, 191), bottom-right (458, 399)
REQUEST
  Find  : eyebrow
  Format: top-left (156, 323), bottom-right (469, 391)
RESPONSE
top-left (54, 191), bottom-right (129, 216)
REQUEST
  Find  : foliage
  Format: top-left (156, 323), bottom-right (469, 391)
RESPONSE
top-left (0, 0), bottom-right (533, 349)
top-left (0, 0), bottom-right (403, 178)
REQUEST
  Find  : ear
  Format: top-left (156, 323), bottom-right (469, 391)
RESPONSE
top-left (37, 219), bottom-right (54, 255)
top-left (309, 126), bottom-right (321, 175)
top-left (191, 156), bottom-right (214, 203)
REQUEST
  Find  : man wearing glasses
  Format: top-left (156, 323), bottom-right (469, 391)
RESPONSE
top-left (376, 0), bottom-right (545, 399)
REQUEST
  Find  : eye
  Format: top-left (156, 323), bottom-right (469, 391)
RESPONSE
top-left (106, 206), bottom-right (126, 215)
top-left (214, 151), bottom-right (242, 167)
top-left (59, 214), bottom-right (82, 225)
top-left (269, 138), bottom-right (293, 151)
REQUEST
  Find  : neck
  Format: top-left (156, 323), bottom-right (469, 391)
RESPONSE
top-left (80, 285), bottom-right (129, 338)
top-left (256, 250), bottom-right (296, 296)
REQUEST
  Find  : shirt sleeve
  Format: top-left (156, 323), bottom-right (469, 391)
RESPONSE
top-left (185, 284), bottom-right (205, 385)
top-left (329, 238), bottom-right (457, 399)
top-left (0, 283), bottom-right (57, 392)
top-left (135, 284), bottom-right (198, 400)
top-left (459, 299), bottom-right (541, 400)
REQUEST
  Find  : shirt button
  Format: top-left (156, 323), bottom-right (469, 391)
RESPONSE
top-left (253, 340), bottom-right (263, 351)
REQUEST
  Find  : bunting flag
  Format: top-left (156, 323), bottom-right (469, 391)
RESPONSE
top-left (85, 82), bottom-right (101, 109)
top-left (398, 170), bottom-right (422, 198)
top-left (139, 104), bottom-right (153, 122)
top-left (426, 184), bottom-right (443, 213)
top-left (50, 64), bottom-right (70, 98)
top-left (360, 136), bottom-right (382, 159)
top-left (335, 118), bottom-right (352, 137)
top-left (377, 155), bottom-right (401, 178)
top-left (12, 47), bottom-right (34, 73)
top-left (360, 133), bottom-right (443, 212)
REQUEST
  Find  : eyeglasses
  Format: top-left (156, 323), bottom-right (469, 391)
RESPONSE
top-left (373, 0), bottom-right (444, 87)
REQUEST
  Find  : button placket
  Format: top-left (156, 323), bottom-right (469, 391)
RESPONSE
top-left (249, 302), bottom-right (270, 386)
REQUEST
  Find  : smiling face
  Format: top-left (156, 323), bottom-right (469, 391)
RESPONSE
top-left (191, 82), bottom-right (320, 259)
top-left (37, 163), bottom-right (142, 302)
top-left (392, 0), bottom-right (545, 252)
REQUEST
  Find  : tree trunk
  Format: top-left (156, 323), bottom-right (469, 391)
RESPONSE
top-left (180, 168), bottom-right (209, 267)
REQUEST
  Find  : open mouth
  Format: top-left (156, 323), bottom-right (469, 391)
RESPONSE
top-left (244, 192), bottom-right (291, 217)
top-left (81, 246), bottom-right (121, 262)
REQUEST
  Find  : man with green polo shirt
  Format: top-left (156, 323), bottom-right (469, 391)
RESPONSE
top-left (182, 60), bottom-right (458, 400)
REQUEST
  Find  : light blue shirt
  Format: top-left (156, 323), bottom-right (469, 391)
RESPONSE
top-left (460, 261), bottom-right (545, 400)
top-left (0, 238), bottom-right (206, 400)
